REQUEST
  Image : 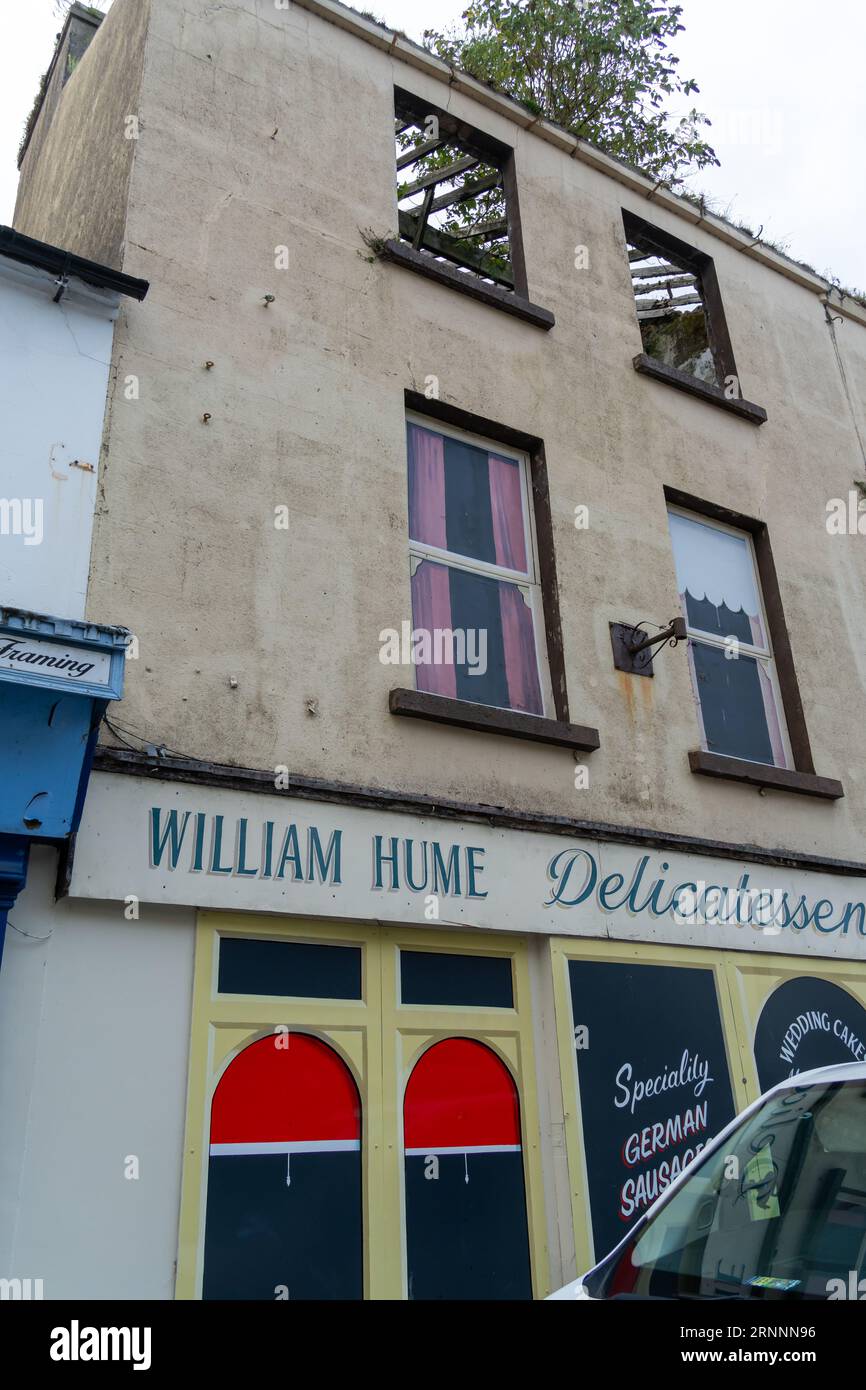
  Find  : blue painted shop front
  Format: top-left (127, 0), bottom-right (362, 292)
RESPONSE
top-left (0, 607), bottom-right (127, 968)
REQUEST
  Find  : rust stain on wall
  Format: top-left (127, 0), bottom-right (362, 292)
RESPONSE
top-left (616, 669), bottom-right (637, 722)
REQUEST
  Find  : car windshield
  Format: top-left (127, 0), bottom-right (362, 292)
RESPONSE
top-left (585, 1077), bottom-right (866, 1300)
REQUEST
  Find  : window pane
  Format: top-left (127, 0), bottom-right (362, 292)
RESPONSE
top-left (407, 424), bottom-right (528, 573)
top-left (690, 640), bottom-right (779, 765)
top-left (400, 950), bottom-right (514, 1007)
top-left (218, 937), bottom-right (362, 1000)
top-left (410, 558), bottom-right (543, 714)
top-left (668, 511), bottom-right (766, 647)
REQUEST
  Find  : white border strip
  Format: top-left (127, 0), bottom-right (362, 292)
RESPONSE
top-left (210, 1139), bottom-right (360, 1155)
top-left (405, 1144), bottom-right (521, 1156)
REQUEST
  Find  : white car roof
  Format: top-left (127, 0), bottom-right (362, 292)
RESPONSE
top-left (767, 1060), bottom-right (866, 1086)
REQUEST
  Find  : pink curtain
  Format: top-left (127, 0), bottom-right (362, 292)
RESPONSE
top-left (408, 426), bottom-right (447, 548)
top-left (757, 663), bottom-right (786, 768)
top-left (748, 613), bottom-right (768, 651)
top-left (411, 561), bottom-right (457, 698)
top-left (488, 454), bottom-right (527, 572)
top-left (749, 615), bottom-right (785, 767)
top-left (499, 584), bottom-right (543, 714)
top-left (490, 455), bottom-right (539, 712)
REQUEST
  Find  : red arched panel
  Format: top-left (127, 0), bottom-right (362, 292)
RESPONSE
top-left (211, 1032), bottom-right (360, 1154)
top-left (404, 1037), bottom-right (521, 1154)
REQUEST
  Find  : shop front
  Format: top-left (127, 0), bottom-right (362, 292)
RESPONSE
top-left (63, 767), bottom-right (866, 1298)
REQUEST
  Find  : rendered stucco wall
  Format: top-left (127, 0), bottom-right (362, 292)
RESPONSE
top-left (0, 847), bottom-right (195, 1298)
top-left (16, 5), bottom-right (102, 191)
top-left (18, 0), bottom-right (866, 860)
top-left (86, 0), bottom-right (863, 858)
top-left (14, 0), bottom-right (151, 270)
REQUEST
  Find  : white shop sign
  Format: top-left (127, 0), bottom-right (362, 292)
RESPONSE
top-left (0, 634), bottom-right (112, 688)
top-left (68, 773), bottom-right (866, 961)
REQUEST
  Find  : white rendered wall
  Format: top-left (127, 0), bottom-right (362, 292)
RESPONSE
top-left (0, 255), bottom-right (118, 620)
top-left (0, 846), bottom-right (195, 1298)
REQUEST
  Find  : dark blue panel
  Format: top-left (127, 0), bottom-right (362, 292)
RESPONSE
top-left (692, 641), bottom-right (774, 764)
top-left (448, 566), bottom-right (509, 708)
top-left (400, 950), bottom-right (513, 1008)
top-left (443, 436), bottom-right (496, 565)
top-left (405, 1152), bottom-right (532, 1300)
top-left (203, 1153), bottom-right (362, 1300)
top-left (218, 936), bottom-right (362, 1000)
top-left (0, 683), bottom-right (96, 839)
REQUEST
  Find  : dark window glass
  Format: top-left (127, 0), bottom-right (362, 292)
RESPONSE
top-left (218, 937), bottom-right (362, 1000)
top-left (400, 950), bottom-right (513, 1008)
top-left (691, 641), bottom-right (774, 765)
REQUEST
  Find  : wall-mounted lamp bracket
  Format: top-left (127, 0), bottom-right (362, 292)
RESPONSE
top-left (610, 617), bottom-right (686, 677)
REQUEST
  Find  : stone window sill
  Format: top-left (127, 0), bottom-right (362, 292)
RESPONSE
top-left (379, 240), bottom-right (555, 330)
top-left (390, 688), bottom-right (599, 751)
top-left (689, 749), bottom-right (843, 800)
top-left (633, 353), bottom-right (768, 424)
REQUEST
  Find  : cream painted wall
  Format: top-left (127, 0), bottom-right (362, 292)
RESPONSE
top-left (14, 0), bottom-right (151, 271)
top-left (51, 0), bottom-right (866, 860)
top-left (0, 257), bottom-right (119, 620)
top-left (0, 847), bottom-right (195, 1298)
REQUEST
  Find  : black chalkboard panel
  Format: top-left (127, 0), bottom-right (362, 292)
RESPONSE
top-left (568, 959), bottom-right (737, 1263)
top-left (754, 976), bottom-right (866, 1092)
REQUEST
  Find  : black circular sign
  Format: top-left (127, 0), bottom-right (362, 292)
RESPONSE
top-left (754, 976), bottom-right (866, 1092)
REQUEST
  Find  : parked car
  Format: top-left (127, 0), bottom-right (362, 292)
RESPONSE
top-left (548, 1062), bottom-right (866, 1300)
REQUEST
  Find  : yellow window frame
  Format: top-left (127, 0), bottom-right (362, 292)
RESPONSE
top-left (177, 913), bottom-right (550, 1299)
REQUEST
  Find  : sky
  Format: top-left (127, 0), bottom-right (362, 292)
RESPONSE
top-left (0, 0), bottom-right (863, 288)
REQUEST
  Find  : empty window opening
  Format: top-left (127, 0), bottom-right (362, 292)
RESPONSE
top-left (623, 210), bottom-right (739, 392)
top-left (395, 90), bottom-right (520, 292)
top-left (628, 240), bottom-right (714, 383)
